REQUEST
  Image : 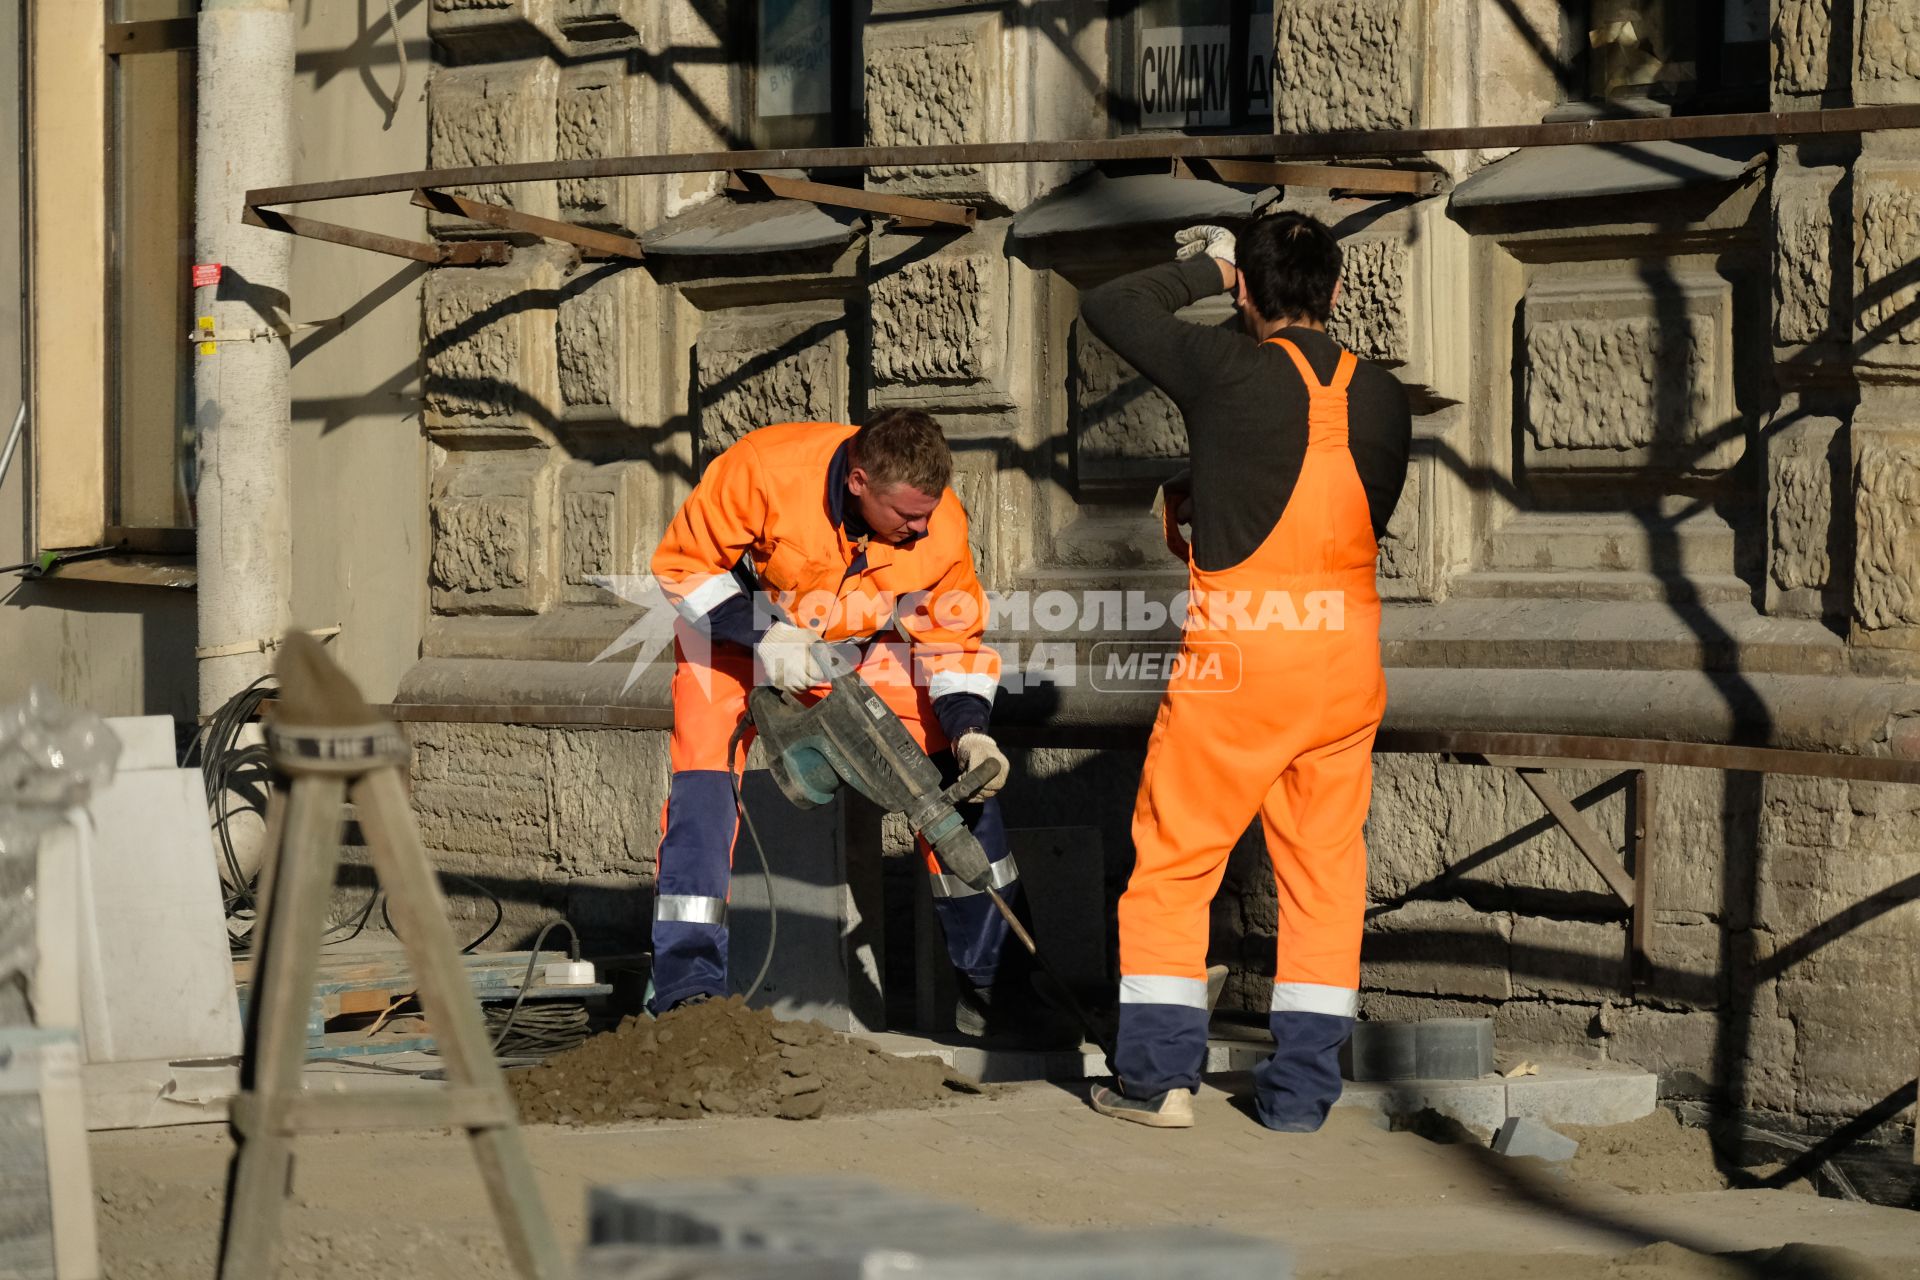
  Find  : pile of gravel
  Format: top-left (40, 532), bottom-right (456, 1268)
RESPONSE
top-left (508, 997), bottom-right (974, 1125)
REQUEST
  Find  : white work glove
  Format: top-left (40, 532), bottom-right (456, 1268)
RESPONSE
top-left (1174, 224), bottom-right (1236, 265)
top-left (755, 621), bottom-right (828, 694)
top-left (953, 730), bottom-right (1010, 803)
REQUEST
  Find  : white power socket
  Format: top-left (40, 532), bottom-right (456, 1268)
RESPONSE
top-left (543, 960), bottom-right (597, 987)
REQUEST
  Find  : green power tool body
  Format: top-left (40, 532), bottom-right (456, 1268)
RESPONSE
top-left (742, 650), bottom-right (1110, 1053)
top-left (747, 663), bottom-right (999, 890)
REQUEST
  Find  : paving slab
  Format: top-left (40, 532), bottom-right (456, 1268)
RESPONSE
top-left (866, 1032), bottom-right (1653, 1132)
top-left (88, 1078), bottom-right (1920, 1280)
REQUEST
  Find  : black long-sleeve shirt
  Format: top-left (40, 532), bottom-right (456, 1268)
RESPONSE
top-left (1081, 257), bottom-right (1413, 572)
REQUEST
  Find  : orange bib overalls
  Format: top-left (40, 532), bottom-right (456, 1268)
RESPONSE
top-left (1115, 338), bottom-right (1386, 1130)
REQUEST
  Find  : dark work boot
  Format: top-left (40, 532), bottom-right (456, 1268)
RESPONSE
top-left (954, 977), bottom-right (1086, 1049)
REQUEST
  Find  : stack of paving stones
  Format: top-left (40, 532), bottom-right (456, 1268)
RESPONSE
top-left (581, 1177), bottom-right (1291, 1279)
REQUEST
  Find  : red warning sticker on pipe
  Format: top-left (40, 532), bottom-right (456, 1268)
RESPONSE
top-left (192, 263), bottom-right (222, 289)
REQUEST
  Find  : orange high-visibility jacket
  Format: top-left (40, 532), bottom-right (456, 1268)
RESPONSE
top-left (651, 422), bottom-right (1001, 706)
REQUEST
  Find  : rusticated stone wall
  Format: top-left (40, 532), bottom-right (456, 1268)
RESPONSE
top-left (400, 0), bottom-right (1920, 1170)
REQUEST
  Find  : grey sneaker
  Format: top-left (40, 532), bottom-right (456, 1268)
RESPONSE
top-left (1089, 1084), bottom-right (1195, 1129)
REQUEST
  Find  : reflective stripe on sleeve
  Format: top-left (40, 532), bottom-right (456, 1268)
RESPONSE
top-left (1270, 982), bottom-right (1359, 1018)
top-left (927, 856), bottom-right (1019, 899)
top-left (655, 894), bottom-right (728, 925)
top-left (1119, 975), bottom-right (1210, 1009)
top-left (928, 670), bottom-right (1000, 701)
top-left (673, 573), bottom-right (745, 623)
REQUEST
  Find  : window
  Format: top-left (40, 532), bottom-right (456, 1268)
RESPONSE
top-left (745, 0), bottom-right (862, 149)
top-left (1111, 1), bottom-right (1273, 134)
top-left (108, 0), bottom-right (196, 532)
top-left (1584, 0), bottom-right (1767, 111)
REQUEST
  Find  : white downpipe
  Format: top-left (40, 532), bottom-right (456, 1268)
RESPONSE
top-left (193, 0), bottom-right (293, 723)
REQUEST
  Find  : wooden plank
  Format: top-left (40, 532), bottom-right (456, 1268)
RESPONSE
top-left (354, 767), bottom-right (567, 1279)
top-left (218, 774), bottom-right (348, 1280)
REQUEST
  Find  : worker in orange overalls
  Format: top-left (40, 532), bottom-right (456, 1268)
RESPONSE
top-left (648, 409), bottom-right (1065, 1041)
top-left (1079, 214), bottom-right (1412, 1129)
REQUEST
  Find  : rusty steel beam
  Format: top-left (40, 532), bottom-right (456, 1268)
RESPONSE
top-left (241, 206), bottom-right (508, 266)
top-left (368, 703), bottom-right (1920, 786)
top-left (1387, 729), bottom-right (1920, 785)
top-left (106, 18), bottom-right (195, 56)
top-left (243, 104), bottom-right (1920, 208)
top-left (411, 189), bottom-right (646, 260)
top-left (1177, 157), bottom-right (1442, 196)
top-left (725, 171), bottom-right (977, 228)
top-left (380, 703), bottom-right (675, 731)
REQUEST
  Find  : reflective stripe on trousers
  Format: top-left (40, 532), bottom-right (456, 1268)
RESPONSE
top-left (1114, 338), bottom-right (1380, 1106)
top-left (651, 629), bottom-right (1025, 1009)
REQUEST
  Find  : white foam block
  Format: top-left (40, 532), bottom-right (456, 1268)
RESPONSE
top-left (102, 716), bottom-right (178, 772)
top-left (79, 768), bottom-right (242, 1064)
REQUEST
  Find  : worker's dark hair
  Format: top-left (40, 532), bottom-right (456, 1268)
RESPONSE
top-left (1238, 212), bottom-right (1343, 326)
top-left (850, 408), bottom-right (952, 496)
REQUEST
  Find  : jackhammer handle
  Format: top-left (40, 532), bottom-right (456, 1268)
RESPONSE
top-left (940, 761), bottom-right (999, 806)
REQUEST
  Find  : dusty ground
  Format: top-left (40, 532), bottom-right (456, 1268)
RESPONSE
top-left (509, 998), bottom-right (968, 1124)
top-left (91, 1075), bottom-right (1920, 1280)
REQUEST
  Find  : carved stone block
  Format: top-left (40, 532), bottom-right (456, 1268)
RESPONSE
top-left (1775, 167), bottom-right (1840, 347)
top-left (1522, 275), bottom-right (1739, 474)
top-left (556, 0), bottom-right (643, 40)
top-left (693, 308), bottom-right (849, 469)
top-left (1767, 416), bottom-right (1843, 618)
top-left (428, 0), bottom-right (553, 55)
top-left (430, 451), bottom-right (557, 615)
top-left (866, 13), bottom-right (1018, 210)
top-left (1273, 0), bottom-right (1416, 133)
top-left (1377, 453), bottom-right (1422, 587)
top-left (1860, 0), bottom-right (1920, 100)
top-left (559, 461), bottom-right (647, 605)
top-left (1852, 421), bottom-right (1920, 643)
top-left (557, 63), bottom-right (648, 234)
top-left (1856, 172), bottom-right (1920, 349)
top-left (1330, 236), bottom-right (1411, 364)
top-left (557, 265), bottom-right (650, 425)
top-left (426, 61), bottom-right (560, 235)
top-left (1773, 0), bottom-right (1833, 95)
top-left (873, 253), bottom-right (996, 385)
top-left (948, 442), bottom-right (1008, 589)
top-left (423, 255), bottom-right (560, 437)
top-left (1070, 315), bottom-right (1190, 494)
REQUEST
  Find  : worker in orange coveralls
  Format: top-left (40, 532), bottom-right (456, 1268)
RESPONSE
top-left (648, 409), bottom-right (1069, 1043)
top-left (1079, 214), bottom-right (1412, 1129)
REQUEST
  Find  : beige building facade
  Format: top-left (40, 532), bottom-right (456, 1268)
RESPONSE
top-left (5, 0), bottom-right (1919, 1185)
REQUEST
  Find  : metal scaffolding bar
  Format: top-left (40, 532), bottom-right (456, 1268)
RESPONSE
top-left (1175, 157), bottom-right (1443, 195)
top-left (410, 189), bottom-right (646, 259)
top-left (241, 206), bottom-right (507, 266)
top-left (725, 170), bottom-right (977, 228)
top-left (244, 103), bottom-right (1920, 209)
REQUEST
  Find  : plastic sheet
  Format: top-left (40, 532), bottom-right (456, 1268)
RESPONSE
top-left (0, 688), bottom-right (121, 1025)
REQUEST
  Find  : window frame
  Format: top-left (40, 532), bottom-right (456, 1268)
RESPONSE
top-left (106, 0), bottom-right (197, 535)
top-left (740, 0), bottom-right (863, 152)
top-left (1108, 0), bottom-right (1273, 138)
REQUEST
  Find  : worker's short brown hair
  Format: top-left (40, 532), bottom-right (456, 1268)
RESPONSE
top-left (850, 409), bottom-right (952, 496)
